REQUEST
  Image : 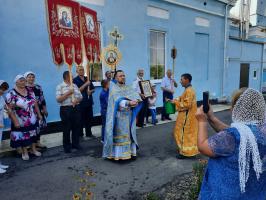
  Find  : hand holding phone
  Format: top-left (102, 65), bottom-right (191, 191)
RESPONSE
top-left (203, 91), bottom-right (209, 113)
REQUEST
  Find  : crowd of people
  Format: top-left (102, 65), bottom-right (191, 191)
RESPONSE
top-left (0, 66), bottom-right (266, 198)
top-left (0, 72), bottom-right (47, 162)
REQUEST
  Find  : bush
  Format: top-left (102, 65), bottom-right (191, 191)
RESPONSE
top-left (145, 192), bottom-right (160, 200)
top-left (150, 65), bottom-right (165, 80)
top-left (188, 159), bottom-right (208, 200)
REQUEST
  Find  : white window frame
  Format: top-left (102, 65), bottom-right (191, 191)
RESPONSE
top-left (149, 30), bottom-right (167, 82)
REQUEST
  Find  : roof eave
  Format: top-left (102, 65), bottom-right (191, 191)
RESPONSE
top-left (217, 0), bottom-right (237, 6)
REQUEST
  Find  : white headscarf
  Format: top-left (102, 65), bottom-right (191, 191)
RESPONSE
top-left (231, 88), bottom-right (265, 193)
top-left (24, 71), bottom-right (35, 78)
top-left (0, 80), bottom-right (6, 87)
top-left (14, 75), bottom-right (25, 83)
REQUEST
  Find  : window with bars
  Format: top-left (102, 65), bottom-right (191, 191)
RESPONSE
top-left (149, 30), bottom-right (166, 80)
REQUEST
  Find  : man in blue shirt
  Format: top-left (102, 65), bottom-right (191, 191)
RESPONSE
top-left (73, 66), bottom-right (95, 137)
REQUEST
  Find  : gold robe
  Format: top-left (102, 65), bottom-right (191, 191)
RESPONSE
top-left (173, 86), bottom-right (199, 157)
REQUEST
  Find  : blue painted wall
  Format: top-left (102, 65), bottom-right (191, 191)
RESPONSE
top-left (226, 28), bottom-right (265, 98)
top-left (1, 0), bottom-right (264, 123)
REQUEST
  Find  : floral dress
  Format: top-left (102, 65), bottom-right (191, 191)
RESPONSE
top-left (26, 84), bottom-right (47, 129)
top-left (6, 89), bottom-right (38, 148)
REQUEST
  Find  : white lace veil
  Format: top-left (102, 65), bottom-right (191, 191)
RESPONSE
top-left (231, 88), bottom-right (265, 193)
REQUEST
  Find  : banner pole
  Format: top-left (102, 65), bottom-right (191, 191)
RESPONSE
top-left (173, 58), bottom-right (175, 79)
top-left (67, 64), bottom-right (75, 103)
top-left (86, 61), bottom-right (90, 80)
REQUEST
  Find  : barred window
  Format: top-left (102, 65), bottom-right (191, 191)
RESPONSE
top-left (150, 30), bottom-right (166, 80)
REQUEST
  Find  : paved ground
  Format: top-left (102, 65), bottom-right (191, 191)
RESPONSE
top-left (0, 110), bottom-right (231, 200)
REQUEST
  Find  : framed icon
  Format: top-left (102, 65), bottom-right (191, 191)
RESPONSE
top-left (101, 44), bottom-right (122, 69)
top-left (139, 80), bottom-right (153, 98)
top-left (85, 14), bottom-right (95, 32)
top-left (57, 5), bottom-right (73, 29)
top-left (106, 51), bottom-right (117, 65)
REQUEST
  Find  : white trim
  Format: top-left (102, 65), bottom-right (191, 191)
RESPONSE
top-left (249, 27), bottom-right (266, 38)
top-left (94, 80), bottom-right (163, 87)
top-left (195, 17), bottom-right (210, 27)
top-left (163, 0), bottom-right (225, 17)
top-left (147, 6), bottom-right (170, 20)
top-left (217, 0), bottom-right (237, 5)
top-left (75, 0), bottom-right (105, 6)
top-left (150, 79), bottom-right (162, 84)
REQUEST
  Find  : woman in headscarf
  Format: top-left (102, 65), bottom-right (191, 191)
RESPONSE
top-left (0, 80), bottom-right (15, 173)
top-left (195, 88), bottom-right (266, 199)
top-left (24, 71), bottom-right (48, 149)
top-left (6, 75), bottom-right (43, 160)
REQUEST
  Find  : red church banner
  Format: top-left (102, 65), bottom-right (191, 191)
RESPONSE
top-left (80, 6), bottom-right (101, 63)
top-left (46, 0), bottom-right (82, 65)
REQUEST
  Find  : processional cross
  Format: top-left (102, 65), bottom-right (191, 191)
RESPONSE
top-left (107, 27), bottom-right (124, 73)
top-left (108, 27), bottom-right (124, 47)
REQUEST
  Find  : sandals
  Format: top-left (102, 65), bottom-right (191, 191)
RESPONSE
top-left (22, 153), bottom-right (29, 161)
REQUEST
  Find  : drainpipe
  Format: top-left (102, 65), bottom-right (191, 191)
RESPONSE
top-left (260, 44), bottom-right (265, 92)
top-left (221, 3), bottom-right (229, 100)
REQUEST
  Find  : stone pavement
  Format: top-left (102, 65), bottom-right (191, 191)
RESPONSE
top-left (0, 104), bottom-right (230, 156)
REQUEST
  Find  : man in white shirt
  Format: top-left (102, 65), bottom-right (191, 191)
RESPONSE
top-left (161, 69), bottom-right (178, 120)
top-left (56, 71), bottom-right (83, 153)
top-left (132, 69), bottom-right (148, 127)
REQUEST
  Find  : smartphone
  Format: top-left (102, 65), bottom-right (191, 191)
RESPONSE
top-left (203, 91), bottom-right (209, 113)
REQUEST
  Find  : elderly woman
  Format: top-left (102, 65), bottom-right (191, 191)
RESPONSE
top-left (196, 88), bottom-right (266, 199)
top-left (0, 80), bottom-right (16, 173)
top-left (24, 71), bottom-right (48, 148)
top-left (6, 75), bottom-right (43, 160)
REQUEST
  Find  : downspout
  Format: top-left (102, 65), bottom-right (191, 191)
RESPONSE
top-left (260, 44), bottom-right (265, 92)
top-left (221, 3), bottom-right (229, 98)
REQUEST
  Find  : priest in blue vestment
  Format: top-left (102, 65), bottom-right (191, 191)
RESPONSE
top-left (103, 70), bottom-right (142, 160)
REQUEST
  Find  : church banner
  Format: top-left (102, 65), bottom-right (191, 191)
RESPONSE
top-left (80, 6), bottom-right (101, 63)
top-left (46, 0), bottom-right (82, 65)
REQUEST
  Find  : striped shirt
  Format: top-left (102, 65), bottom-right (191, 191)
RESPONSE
top-left (56, 82), bottom-right (82, 106)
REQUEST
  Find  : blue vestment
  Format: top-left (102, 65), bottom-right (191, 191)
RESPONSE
top-left (102, 81), bottom-right (142, 160)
